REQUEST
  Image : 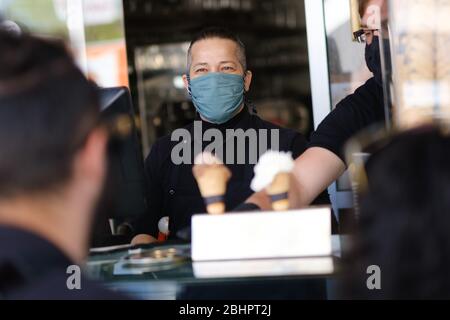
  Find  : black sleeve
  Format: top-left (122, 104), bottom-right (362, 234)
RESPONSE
top-left (131, 143), bottom-right (164, 237)
top-left (288, 131), bottom-right (308, 159)
top-left (232, 202), bottom-right (261, 212)
top-left (308, 77), bottom-right (385, 162)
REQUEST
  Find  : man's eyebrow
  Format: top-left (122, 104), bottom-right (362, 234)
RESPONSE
top-left (219, 61), bottom-right (237, 65)
top-left (192, 62), bottom-right (208, 68)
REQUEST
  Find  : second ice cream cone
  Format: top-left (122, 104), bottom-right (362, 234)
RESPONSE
top-left (251, 151), bottom-right (294, 212)
top-left (266, 172), bottom-right (291, 211)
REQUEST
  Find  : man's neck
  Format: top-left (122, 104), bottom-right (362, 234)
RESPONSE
top-left (0, 192), bottom-right (91, 264)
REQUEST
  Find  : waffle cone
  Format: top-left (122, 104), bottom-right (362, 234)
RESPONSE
top-left (205, 202), bottom-right (226, 215)
top-left (193, 164), bottom-right (231, 214)
top-left (266, 172), bottom-right (291, 211)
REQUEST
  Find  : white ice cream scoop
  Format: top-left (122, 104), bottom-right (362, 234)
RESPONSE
top-left (251, 150), bottom-right (294, 192)
top-left (251, 150), bottom-right (294, 211)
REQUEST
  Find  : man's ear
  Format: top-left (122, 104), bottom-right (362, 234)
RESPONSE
top-left (182, 74), bottom-right (189, 92)
top-left (74, 127), bottom-right (108, 193)
top-left (244, 70), bottom-right (253, 92)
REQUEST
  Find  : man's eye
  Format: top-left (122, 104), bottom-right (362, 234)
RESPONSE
top-left (195, 68), bottom-right (207, 73)
top-left (222, 66), bottom-right (235, 71)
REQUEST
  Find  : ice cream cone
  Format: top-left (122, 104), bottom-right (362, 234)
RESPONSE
top-left (251, 151), bottom-right (294, 212)
top-left (193, 153), bottom-right (231, 214)
top-left (266, 172), bottom-right (291, 211)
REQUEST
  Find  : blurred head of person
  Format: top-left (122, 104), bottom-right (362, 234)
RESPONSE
top-left (343, 125), bottom-right (450, 299)
top-left (0, 30), bottom-right (108, 263)
top-left (358, 0), bottom-right (389, 86)
top-left (0, 19), bottom-right (22, 37)
top-left (359, 0), bottom-right (388, 44)
top-left (182, 27), bottom-right (252, 125)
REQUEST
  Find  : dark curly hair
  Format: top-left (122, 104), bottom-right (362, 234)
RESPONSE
top-left (342, 125), bottom-right (450, 299)
top-left (0, 30), bottom-right (99, 198)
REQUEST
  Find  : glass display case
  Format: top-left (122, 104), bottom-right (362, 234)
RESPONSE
top-left (87, 240), bottom-right (340, 300)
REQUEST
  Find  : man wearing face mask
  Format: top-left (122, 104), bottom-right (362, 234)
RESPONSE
top-left (246, 0), bottom-right (390, 210)
top-left (131, 27), bottom-right (333, 244)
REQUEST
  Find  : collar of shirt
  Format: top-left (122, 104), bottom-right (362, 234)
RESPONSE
top-left (193, 107), bottom-right (252, 133)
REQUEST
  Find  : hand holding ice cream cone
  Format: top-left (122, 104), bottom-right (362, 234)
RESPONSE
top-left (251, 151), bottom-right (294, 211)
top-left (193, 152), bottom-right (231, 215)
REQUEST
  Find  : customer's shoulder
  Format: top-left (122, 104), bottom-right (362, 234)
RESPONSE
top-left (9, 273), bottom-right (128, 300)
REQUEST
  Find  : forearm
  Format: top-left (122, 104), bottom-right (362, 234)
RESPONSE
top-left (289, 147), bottom-right (346, 208)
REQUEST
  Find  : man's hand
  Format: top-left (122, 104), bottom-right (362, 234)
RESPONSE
top-left (131, 234), bottom-right (158, 246)
top-left (245, 189), bottom-right (272, 211)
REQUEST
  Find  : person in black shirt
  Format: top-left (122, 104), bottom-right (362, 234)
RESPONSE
top-left (131, 27), bottom-right (332, 244)
top-left (247, 0), bottom-right (388, 210)
top-left (0, 30), bottom-right (124, 299)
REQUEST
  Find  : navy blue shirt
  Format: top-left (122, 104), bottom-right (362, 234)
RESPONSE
top-left (0, 226), bottom-right (126, 299)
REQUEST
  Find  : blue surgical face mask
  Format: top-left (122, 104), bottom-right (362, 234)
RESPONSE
top-left (188, 72), bottom-right (245, 124)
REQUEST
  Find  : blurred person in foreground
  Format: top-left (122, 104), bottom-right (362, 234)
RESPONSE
top-left (342, 126), bottom-right (450, 299)
top-left (0, 30), bottom-right (125, 299)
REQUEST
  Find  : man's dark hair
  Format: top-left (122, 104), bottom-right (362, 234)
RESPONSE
top-left (0, 31), bottom-right (100, 198)
top-left (187, 27), bottom-right (247, 72)
top-left (343, 125), bottom-right (450, 299)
